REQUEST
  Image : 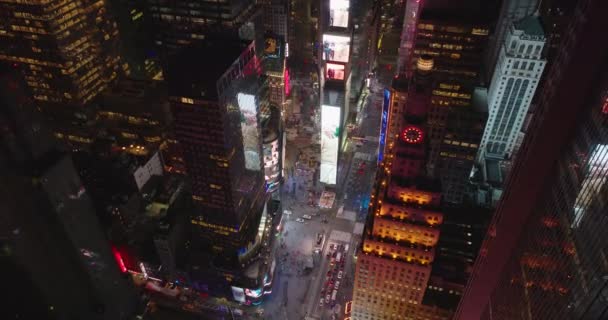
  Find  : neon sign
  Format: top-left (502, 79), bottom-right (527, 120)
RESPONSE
top-left (378, 89), bottom-right (390, 162)
top-left (401, 126), bottom-right (424, 144)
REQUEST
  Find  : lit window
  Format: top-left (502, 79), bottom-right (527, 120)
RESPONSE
top-left (181, 97), bottom-right (194, 104)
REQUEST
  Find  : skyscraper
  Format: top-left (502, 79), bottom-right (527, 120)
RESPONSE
top-left (0, 63), bottom-right (138, 320)
top-left (147, 0), bottom-right (259, 54)
top-left (484, 0), bottom-right (539, 80)
top-left (167, 37), bottom-right (267, 268)
top-left (413, 7), bottom-right (491, 203)
top-left (352, 65), bottom-right (444, 320)
top-left (0, 0), bottom-right (123, 106)
top-left (454, 0), bottom-right (608, 318)
top-left (478, 16), bottom-right (546, 161)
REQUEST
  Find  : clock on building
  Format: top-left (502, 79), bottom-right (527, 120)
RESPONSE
top-left (401, 126), bottom-right (424, 144)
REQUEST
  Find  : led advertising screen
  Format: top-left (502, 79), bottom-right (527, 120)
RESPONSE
top-left (238, 93), bottom-right (261, 171)
top-left (320, 105), bottom-right (341, 184)
top-left (329, 0), bottom-right (349, 28)
top-left (264, 36), bottom-right (281, 58)
top-left (378, 89), bottom-right (390, 162)
top-left (323, 34), bottom-right (350, 63)
top-left (232, 286), bottom-right (246, 303)
top-left (326, 63), bottom-right (345, 81)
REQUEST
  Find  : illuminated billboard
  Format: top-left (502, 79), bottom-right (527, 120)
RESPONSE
top-left (378, 89), bottom-right (390, 162)
top-left (264, 37), bottom-right (281, 58)
top-left (232, 286), bottom-right (246, 303)
top-left (323, 34), bottom-right (350, 63)
top-left (238, 93), bottom-right (261, 171)
top-left (326, 63), bottom-right (345, 81)
top-left (329, 0), bottom-right (349, 28)
top-left (320, 105), bottom-right (341, 184)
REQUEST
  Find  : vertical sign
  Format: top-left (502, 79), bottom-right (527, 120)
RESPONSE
top-left (378, 88), bottom-right (390, 162)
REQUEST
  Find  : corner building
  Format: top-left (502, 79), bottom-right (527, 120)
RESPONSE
top-left (352, 68), bottom-right (443, 320)
top-left (167, 37), bottom-right (267, 267)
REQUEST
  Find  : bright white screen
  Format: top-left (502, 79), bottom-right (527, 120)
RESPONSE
top-left (323, 34), bottom-right (350, 63)
top-left (329, 0), bottom-right (349, 28)
top-left (320, 105), bottom-right (341, 184)
top-left (238, 93), bottom-right (261, 171)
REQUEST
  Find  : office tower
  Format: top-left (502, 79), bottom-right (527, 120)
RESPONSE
top-left (484, 0), bottom-right (539, 80)
top-left (0, 0), bottom-right (123, 106)
top-left (454, 0), bottom-right (608, 318)
top-left (319, 0), bottom-right (353, 185)
top-left (261, 0), bottom-right (289, 42)
top-left (108, 0), bottom-right (160, 79)
top-left (352, 65), bottom-right (444, 319)
top-left (147, 0), bottom-right (258, 55)
top-left (168, 38), bottom-right (275, 302)
top-left (0, 64), bottom-right (138, 320)
top-left (478, 16), bottom-right (546, 161)
top-left (413, 8), bottom-right (491, 203)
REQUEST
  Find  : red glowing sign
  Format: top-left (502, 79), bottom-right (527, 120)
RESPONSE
top-left (401, 126), bottom-right (424, 144)
top-left (602, 96), bottom-right (608, 114)
top-left (284, 68), bottom-right (291, 97)
top-left (112, 247), bottom-right (127, 273)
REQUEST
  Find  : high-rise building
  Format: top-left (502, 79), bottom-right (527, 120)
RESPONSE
top-left (0, 0), bottom-right (123, 106)
top-left (261, 0), bottom-right (289, 42)
top-left (352, 66), bottom-right (444, 320)
top-left (454, 0), bottom-right (608, 318)
top-left (478, 16), bottom-right (546, 161)
top-left (484, 0), bottom-right (539, 80)
top-left (413, 8), bottom-right (491, 203)
top-left (147, 0), bottom-right (259, 55)
top-left (0, 63), bottom-right (138, 320)
top-left (168, 38), bottom-right (266, 264)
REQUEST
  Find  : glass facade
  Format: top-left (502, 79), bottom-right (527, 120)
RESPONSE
top-left (482, 76), bottom-right (608, 319)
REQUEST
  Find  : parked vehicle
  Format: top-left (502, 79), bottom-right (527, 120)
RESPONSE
top-left (302, 214), bottom-right (312, 220)
top-left (296, 218), bottom-right (305, 223)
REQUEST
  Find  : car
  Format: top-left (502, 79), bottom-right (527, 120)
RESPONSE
top-left (338, 271), bottom-right (343, 279)
top-left (334, 281), bottom-right (340, 289)
top-left (326, 251), bottom-right (331, 258)
top-left (325, 294), bottom-right (331, 304)
top-left (296, 218), bottom-right (305, 223)
top-left (302, 214), bottom-right (312, 220)
top-left (319, 298), bottom-right (324, 307)
top-left (327, 270), bottom-right (332, 276)
top-left (283, 210), bottom-right (292, 215)
top-left (357, 168), bottom-right (364, 175)
top-left (329, 244), bottom-right (335, 251)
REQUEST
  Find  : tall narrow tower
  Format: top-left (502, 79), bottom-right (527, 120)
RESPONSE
top-left (352, 66), bottom-right (443, 319)
top-left (478, 16), bottom-right (546, 160)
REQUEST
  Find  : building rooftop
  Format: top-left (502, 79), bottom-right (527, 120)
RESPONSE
top-left (514, 15), bottom-right (545, 37)
top-left (167, 37), bottom-right (252, 101)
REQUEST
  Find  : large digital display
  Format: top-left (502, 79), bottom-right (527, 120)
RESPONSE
top-left (329, 0), bottom-right (349, 28)
top-left (232, 286), bottom-right (246, 303)
top-left (326, 63), bottom-right (345, 81)
top-left (378, 89), bottom-right (390, 162)
top-left (320, 105), bottom-right (341, 184)
top-left (264, 36), bottom-right (281, 58)
top-left (323, 34), bottom-right (350, 63)
top-left (238, 93), bottom-right (261, 171)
